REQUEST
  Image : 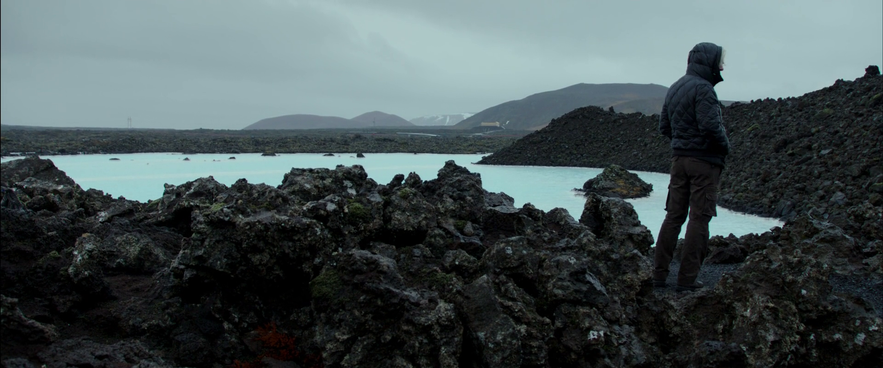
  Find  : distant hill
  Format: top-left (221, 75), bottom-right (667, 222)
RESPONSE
top-left (454, 83), bottom-right (668, 130)
top-left (351, 111), bottom-right (414, 127)
top-left (244, 111), bottom-right (412, 130)
top-left (409, 113), bottom-right (474, 126)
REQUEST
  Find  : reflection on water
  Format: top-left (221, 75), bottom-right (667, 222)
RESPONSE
top-left (2, 153), bottom-right (782, 238)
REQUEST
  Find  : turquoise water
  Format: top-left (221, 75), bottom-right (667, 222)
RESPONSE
top-left (1, 153), bottom-right (782, 238)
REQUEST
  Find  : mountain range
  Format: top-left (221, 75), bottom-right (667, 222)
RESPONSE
top-left (243, 83), bottom-right (669, 130)
top-left (244, 111), bottom-right (414, 130)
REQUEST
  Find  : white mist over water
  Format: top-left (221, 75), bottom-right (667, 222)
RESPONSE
top-left (2, 153), bottom-right (782, 239)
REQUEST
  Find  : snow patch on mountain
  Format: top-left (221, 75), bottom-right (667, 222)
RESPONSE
top-left (409, 113), bottom-right (474, 126)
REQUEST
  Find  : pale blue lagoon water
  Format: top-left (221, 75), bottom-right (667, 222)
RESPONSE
top-left (1, 153), bottom-right (782, 238)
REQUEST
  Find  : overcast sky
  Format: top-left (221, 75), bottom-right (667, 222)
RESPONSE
top-left (2, 0), bottom-right (881, 130)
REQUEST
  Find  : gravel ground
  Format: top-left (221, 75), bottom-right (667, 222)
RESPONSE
top-left (829, 273), bottom-right (883, 318)
top-left (651, 261), bottom-right (741, 294)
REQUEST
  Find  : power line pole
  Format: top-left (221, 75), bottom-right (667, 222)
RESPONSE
top-left (127, 117), bottom-right (132, 129)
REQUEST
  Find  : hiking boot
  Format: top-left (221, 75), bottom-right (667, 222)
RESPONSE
top-left (653, 279), bottom-right (667, 288)
top-left (676, 281), bottom-right (704, 292)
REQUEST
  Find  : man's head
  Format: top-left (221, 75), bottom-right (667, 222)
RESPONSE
top-left (687, 42), bottom-right (724, 85)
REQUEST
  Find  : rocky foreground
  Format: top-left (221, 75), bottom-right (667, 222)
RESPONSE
top-left (1, 155), bottom-right (881, 367)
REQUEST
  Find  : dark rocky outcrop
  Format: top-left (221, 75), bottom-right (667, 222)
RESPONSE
top-left (2, 156), bottom-right (880, 367)
top-left (578, 164), bottom-right (652, 198)
top-left (476, 107), bottom-right (669, 172)
top-left (1, 157), bottom-right (78, 188)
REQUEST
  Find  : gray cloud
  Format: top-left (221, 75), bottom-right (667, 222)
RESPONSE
top-left (2, 0), bottom-right (881, 129)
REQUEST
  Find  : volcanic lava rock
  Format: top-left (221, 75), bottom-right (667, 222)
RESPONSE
top-left (703, 235), bottom-right (748, 265)
top-left (579, 193), bottom-right (654, 256)
top-left (579, 164), bottom-right (653, 198)
top-left (672, 214), bottom-right (882, 367)
top-left (35, 338), bottom-right (168, 367)
top-left (2, 155), bottom-right (881, 367)
top-left (478, 107), bottom-right (669, 173)
top-left (1, 187), bottom-right (25, 210)
top-left (1, 295), bottom-right (59, 345)
top-left (0, 156), bottom-right (77, 188)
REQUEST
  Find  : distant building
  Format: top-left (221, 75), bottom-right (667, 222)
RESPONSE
top-left (477, 121), bottom-right (503, 133)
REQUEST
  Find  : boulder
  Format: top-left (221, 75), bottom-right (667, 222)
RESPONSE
top-left (580, 164), bottom-right (652, 199)
top-left (1, 186), bottom-right (25, 210)
top-left (311, 249), bottom-right (462, 367)
top-left (0, 156), bottom-right (77, 188)
top-left (579, 193), bottom-right (654, 255)
top-left (279, 165), bottom-right (376, 203)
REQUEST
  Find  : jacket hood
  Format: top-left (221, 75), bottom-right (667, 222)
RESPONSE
top-left (686, 42), bottom-right (724, 86)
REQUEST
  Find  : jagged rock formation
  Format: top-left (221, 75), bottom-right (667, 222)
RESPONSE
top-left (578, 164), bottom-right (653, 198)
top-left (2, 156), bottom-right (880, 367)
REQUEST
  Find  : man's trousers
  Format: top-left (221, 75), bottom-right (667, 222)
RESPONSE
top-left (653, 156), bottom-right (722, 286)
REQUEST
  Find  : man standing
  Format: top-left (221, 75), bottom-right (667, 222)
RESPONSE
top-left (653, 42), bottom-right (730, 292)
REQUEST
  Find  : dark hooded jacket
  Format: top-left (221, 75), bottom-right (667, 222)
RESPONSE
top-left (659, 42), bottom-right (730, 167)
